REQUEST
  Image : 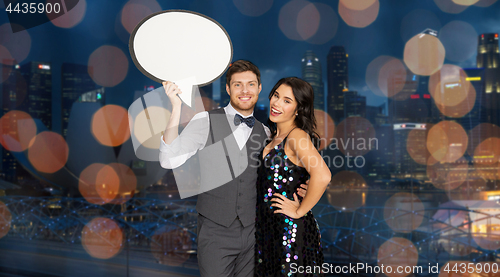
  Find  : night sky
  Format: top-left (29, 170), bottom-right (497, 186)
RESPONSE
top-left (1, 0), bottom-right (500, 134)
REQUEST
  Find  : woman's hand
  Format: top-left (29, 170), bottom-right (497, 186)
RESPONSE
top-left (162, 81), bottom-right (182, 108)
top-left (271, 193), bottom-right (302, 219)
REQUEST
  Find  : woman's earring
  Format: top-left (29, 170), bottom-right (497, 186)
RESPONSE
top-left (295, 113), bottom-right (298, 116)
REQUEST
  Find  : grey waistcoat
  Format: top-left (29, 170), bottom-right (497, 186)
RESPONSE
top-left (196, 108), bottom-right (267, 227)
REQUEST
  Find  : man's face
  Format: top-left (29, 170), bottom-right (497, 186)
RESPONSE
top-left (226, 71), bottom-right (261, 115)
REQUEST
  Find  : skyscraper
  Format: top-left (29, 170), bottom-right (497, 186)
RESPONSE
top-left (20, 62), bottom-right (52, 129)
top-left (477, 33), bottom-right (500, 69)
top-left (327, 46), bottom-right (348, 122)
top-left (301, 50), bottom-right (324, 110)
top-left (61, 63), bottom-right (97, 138)
top-left (477, 33), bottom-right (500, 126)
top-left (343, 90), bottom-right (366, 118)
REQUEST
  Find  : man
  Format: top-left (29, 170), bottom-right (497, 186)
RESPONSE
top-left (159, 60), bottom-right (305, 277)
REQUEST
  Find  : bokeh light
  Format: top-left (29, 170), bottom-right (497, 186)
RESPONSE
top-left (377, 237), bottom-right (418, 277)
top-left (467, 123), bottom-right (500, 157)
top-left (435, 84), bottom-right (476, 118)
top-left (338, 0), bottom-right (379, 28)
top-left (91, 105), bottom-right (131, 147)
top-left (473, 137), bottom-right (500, 180)
top-left (404, 33), bottom-right (445, 76)
top-left (233, 0), bottom-right (274, 17)
top-left (79, 163), bottom-right (114, 205)
top-left (434, 0), bottom-right (469, 13)
top-left (314, 109), bottom-right (335, 151)
top-left (406, 127), bottom-right (431, 165)
top-left (334, 116), bottom-right (376, 156)
top-left (339, 0), bottom-right (377, 10)
top-left (279, 0), bottom-right (317, 41)
top-left (87, 45), bottom-right (129, 87)
top-left (327, 171), bottom-right (367, 211)
top-left (426, 121), bottom-right (468, 163)
top-left (28, 131), bottom-right (69, 173)
top-left (0, 45), bottom-right (13, 67)
top-left (133, 106), bottom-right (171, 149)
top-left (400, 9), bottom-right (441, 43)
top-left (150, 226), bottom-right (192, 266)
top-left (378, 58), bottom-right (408, 98)
top-left (452, 0), bottom-right (479, 5)
top-left (0, 111), bottom-right (37, 152)
top-left (366, 56), bottom-right (397, 97)
top-left (474, 0), bottom-right (498, 6)
top-left (384, 193), bottom-right (425, 233)
top-left (429, 64), bottom-right (473, 107)
top-left (296, 3), bottom-right (320, 40)
top-left (47, 0), bottom-right (87, 28)
top-left (82, 218), bottom-right (123, 259)
top-left (121, 0), bottom-right (162, 34)
top-left (439, 21), bottom-right (477, 62)
top-left (305, 3), bottom-right (338, 45)
top-left (427, 157), bottom-right (469, 190)
top-left (0, 201), bottom-right (12, 239)
top-left (107, 163), bottom-right (137, 205)
top-left (470, 202), bottom-right (500, 250)
top-left (0, 23), bottom-right (31, 65)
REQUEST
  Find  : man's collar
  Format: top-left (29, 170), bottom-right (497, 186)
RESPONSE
top-left (224, 102), bottom-right (254, 118)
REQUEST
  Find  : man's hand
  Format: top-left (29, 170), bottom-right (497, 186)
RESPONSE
top-left (297, 179), bottom-right (309, 198)
top-left (162, 81), bottom-right (183, 108)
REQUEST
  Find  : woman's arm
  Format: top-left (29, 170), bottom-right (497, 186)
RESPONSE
top-left (272, 129), bottom-right (331, 218)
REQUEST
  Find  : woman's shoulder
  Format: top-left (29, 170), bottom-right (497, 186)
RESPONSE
top-left (286, 128), bottom-right (312, 149)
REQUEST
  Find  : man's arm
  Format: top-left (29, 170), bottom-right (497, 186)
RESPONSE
top-left (159, 81), bottom-right (209, 169)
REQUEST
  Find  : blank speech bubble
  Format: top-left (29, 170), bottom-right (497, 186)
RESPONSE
top-left (129, 10), bottom-right (232, 106)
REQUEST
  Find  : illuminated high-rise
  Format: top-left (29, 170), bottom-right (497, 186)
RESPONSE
top-left (21, 61), bottom-right (52, 129)
top-left (476, 33), bottom-right (500, 125)
top-left (327, 46), bottom-right (348, 122)
top-left (301, 50), bottom-right (324, 110)
top-left (61, 63), bottom-right (97, 138)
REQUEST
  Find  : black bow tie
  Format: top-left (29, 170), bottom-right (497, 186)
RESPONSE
top-left (234, 114), bottom-right (255, 128)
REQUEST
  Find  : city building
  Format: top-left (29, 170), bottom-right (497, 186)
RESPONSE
top-left (327, 46), bottom-right (348, 122)
top-left (21, 62), bottom-right (52, 129)
top-left (301, 50), bottom-right (324, 110)
top-left (343, 90), bottom-right (366, 118)
top-left (61, 63), bottom-right (98, 138)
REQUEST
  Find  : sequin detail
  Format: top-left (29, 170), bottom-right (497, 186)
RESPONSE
top-left (255, 138), bottom-right (324, 277)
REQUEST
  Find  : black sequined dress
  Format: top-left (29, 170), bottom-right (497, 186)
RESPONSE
top-left (255, 138), bottom-right (324, 277)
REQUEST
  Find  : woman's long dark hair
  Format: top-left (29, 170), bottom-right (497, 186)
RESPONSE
top-left (267, 77), bottom-right (320, 149)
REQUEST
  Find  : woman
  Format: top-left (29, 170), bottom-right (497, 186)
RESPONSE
top-left (255, 77), bottom-right (331, 276)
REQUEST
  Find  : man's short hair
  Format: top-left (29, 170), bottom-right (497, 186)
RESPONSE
top-left (226, 60), bottom-right (261, 86)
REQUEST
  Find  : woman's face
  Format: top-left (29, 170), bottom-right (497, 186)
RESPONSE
top-left (269, 84), bottom-right (297, 124)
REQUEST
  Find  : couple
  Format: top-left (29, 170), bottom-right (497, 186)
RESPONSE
top-left (159, 60), bottom-right (331, 276)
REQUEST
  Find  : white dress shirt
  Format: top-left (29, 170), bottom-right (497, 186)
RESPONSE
top-left (159, 103), bottom-right (271, 169)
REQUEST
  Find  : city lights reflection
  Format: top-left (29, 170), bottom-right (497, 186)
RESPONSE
top-left (327, 171), bottom-right (367, 211)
